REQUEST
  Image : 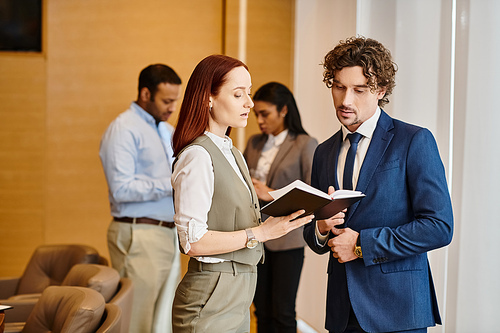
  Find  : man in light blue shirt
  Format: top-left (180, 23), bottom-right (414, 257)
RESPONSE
top-left (99, 64), bottom-right (182, 333)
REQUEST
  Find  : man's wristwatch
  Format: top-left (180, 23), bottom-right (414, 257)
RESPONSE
top-left (245, 228), bottom-right (259, 249)
top-left (354, 235), bottom-right (363, 259)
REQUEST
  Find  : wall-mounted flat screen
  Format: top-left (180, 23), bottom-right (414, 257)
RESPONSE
top-left (0, 0), bottom-right (42, 52)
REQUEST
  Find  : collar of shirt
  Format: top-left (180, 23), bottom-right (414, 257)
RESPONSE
top-left (341, 106), bottom-right (381, 139)
top-left (338, 106), bottom-right (381, 190)
top-left (130, 102), bottom-right (157, 128)
top-left (204, 131), bottom-right (234, 154)
top-left (270, 129), bottom-right (288, 146)
top-left (263, 129), bottom-right (288, 152)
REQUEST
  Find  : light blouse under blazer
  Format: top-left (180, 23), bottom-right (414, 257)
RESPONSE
top-left (244, 132), bottom-right (318, 251)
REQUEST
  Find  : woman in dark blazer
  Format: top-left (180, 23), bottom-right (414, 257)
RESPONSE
top-left (243, 82), bottom-right (318, 333)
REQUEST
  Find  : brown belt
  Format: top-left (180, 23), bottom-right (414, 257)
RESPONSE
top-left (113, 217), bottom-right (175, 228)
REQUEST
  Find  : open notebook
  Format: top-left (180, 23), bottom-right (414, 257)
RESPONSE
top-left (260, 180), bottom-right (365, 220)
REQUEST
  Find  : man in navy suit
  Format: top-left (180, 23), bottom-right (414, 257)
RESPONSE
top-left (303, 36), bottom-right (453, 333)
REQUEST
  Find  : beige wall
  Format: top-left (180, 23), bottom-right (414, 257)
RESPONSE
top-left (0, 0), bottom-right (295, 277)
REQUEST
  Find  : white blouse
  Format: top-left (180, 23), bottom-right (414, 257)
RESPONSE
top-left (252, 129), bottom-right (288, 182)
top-left (171, 131), bottom-right (251, 263)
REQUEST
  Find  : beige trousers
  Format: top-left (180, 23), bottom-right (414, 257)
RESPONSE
top-left (172, 260), bottom-right (257, 333)
top-left (108, 220), bottom-right (180, 333)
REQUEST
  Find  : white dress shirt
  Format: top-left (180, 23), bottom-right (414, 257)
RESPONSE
top-left (337, 107), bottom-right (380, 190)
top-left (316, 107), bottom-right (381, 243)
top-left (172, 131), bottom-right (251, 263)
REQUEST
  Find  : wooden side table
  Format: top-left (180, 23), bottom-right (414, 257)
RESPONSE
top-left (0, 305), bottom-right (13, 333)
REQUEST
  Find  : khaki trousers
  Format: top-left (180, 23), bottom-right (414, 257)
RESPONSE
top-left (172, 259), bottom-right (257, 333)
top-left (108, 220), bottom-right (180, 333)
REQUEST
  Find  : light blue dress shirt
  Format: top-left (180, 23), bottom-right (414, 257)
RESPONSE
top-left (99, 102), bottom-right (174, 221)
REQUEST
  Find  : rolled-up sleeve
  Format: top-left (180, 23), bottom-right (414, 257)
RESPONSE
top-left (172, 146), bottom-right (214, 254)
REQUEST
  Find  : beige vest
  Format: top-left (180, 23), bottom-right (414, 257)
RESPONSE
top-left (175, 135), bottom-right (263, 265)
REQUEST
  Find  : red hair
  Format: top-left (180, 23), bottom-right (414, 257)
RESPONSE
top-left (173, 54), bottom-right (248, 156)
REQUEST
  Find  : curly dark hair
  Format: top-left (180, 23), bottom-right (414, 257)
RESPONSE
top-left (322, 36), bottom-right (397, 107)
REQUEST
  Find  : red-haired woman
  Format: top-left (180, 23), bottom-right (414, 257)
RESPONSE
top-left (171, 54), bottom-right (313, 332)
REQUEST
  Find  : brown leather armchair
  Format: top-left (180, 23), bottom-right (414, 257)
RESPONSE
top-left (0, 244), bottom-right (102, 323)
top-left (56, 264), bottom-right (132, 333)
top-left (0, 244), bottom-right (101, 299)
top-left (4, 286), bottom-right (121, 333)
top-left (3, 263), bottom-right (133, 332)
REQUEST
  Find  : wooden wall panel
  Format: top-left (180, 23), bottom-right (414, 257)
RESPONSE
top-left (226, 0), bottom-right (295, 147)
top-left (43, 0), bottom-right (223, 260)
top-left (247, 0), bottom-right (295, 88)
top-left (225, 0), bottom-right (295, 149)
top-left (247, 0), bottom-right (295, 145)
top-left (0, 54), bottom-right (46, 276)
top-left (0, 0), bottom-right (295, 281)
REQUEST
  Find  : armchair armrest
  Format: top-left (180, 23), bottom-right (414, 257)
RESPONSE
top-left (6, 294), bottom-right (41, 301)
top-left (0, 299), bottom-right (37, 323)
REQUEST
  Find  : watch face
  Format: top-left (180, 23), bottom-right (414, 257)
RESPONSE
top-left (354, 246), bottom-right (362, 258)
top-left (247, 239), bottom-right (259, 249)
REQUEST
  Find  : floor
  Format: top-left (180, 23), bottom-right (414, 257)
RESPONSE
top-left (250, 304), bottom-right (257, 332)
top-left (249, 305), bottom-right (319, 333)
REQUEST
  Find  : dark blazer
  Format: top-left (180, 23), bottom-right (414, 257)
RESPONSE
top-left (244, 132), bottom-right (318, 251)
top-left (303, 110), bottom-right (453, 333)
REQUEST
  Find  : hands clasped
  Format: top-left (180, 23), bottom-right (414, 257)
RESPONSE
top-left (329, 227), bottom-right (359, 263)
top-left (316, 211), bottom-right (358, 263)
top-left (316, 186), bottom-right (359, 263)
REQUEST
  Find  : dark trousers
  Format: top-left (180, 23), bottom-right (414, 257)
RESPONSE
top-left (331, 307), bottom-right (428, 333)
top-left (335, 328), bottom-right (427, 333)
top-left (253, 247), bottom-right (304, 333)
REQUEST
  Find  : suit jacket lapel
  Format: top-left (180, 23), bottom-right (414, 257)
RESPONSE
top-left (329, 130), bottom-right (343, 190)
top-left (348, 111), bottom-right (394, 219)
top-left (267, 133), bottom-right (295, 185)
top-left (246, 135), bottom-right (267, 171)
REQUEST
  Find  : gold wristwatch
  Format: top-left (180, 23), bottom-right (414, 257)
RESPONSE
top-left (354, 235), bottom-right (363, 259)
top-left (245, 228), bottom-right (259, 249)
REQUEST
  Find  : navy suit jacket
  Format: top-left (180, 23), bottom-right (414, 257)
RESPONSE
top-left (303, 111), bottom-right (453, 333)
